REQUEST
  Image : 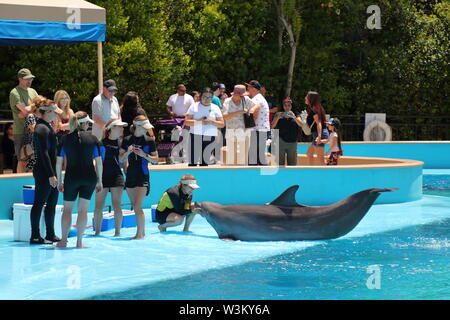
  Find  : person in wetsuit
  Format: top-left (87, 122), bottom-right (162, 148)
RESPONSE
top-left (119, 115), bottom-right (158, 240)
top-left (156, 174), bottom-right (201, 233)
top-left (29, 100), bottom-right (63, 244)
top-left (55, 112), bottom-right (103, 248)
top-left (93, 118), bottom-right (128, 237)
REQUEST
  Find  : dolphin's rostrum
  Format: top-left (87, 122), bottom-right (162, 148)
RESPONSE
top-left (199, 185), bottom-right (397, 241)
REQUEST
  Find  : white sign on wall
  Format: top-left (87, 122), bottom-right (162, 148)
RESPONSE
top-left (365, 113), bottom-right (386, 127)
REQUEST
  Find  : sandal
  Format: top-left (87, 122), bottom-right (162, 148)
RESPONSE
top-left (45, 235), bottom-right (62, 242)
top-left (30, 237), bottom-right (52, 245)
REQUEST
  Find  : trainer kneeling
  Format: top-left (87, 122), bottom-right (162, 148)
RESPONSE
top-left (156, 174), bottom-right (201, 233)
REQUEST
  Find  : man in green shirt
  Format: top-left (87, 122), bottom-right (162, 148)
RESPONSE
top-left (9, 68), bottom-right (38, 173)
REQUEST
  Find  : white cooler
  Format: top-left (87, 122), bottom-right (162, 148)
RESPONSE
top-left (13, 203), bottom-right (63, 241)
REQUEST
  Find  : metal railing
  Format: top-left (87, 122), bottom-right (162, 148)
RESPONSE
top-left (299, 114), bottom-right (450, 142)
top-left (2, 110), bottom-right (450, 142)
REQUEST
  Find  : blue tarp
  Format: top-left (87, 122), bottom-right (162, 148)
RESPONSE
top-left (0, 18), bottom-right (105, 45)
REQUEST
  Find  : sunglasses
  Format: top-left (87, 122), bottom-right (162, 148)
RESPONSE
top-left (202, 96), bottom-right (213, 100)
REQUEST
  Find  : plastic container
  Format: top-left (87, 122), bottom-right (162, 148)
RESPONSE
top-left (151, 204), bottom-right (158, 222)
top-left (92, 213), bottom-right (115, 232)
top-left (13, 203), bottom-right (63, 241)
top-left (122, 210), bottom-right (136, 228)
top-left (23, 185), bottom-right (35, 205)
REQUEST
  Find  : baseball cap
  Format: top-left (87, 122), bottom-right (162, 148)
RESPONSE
top-left (327, 118), bottom-right (341, 128)
top-left (245, 80), bottom-right (262, 90)
top-left (18, 68), bottom-right (35, 80)
top-left (219, 83), bottom-right (226, 89)
top-left (283, 98), bottom-right (292, 104)
top-left (104, 79), bottom-right (118, 92)
top-left (181, 178), bottom-right (200, 189)
top-left (232, 85), bottom-right (246, 96)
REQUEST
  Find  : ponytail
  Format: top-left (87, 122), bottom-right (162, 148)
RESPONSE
top-left (69, 111), bottom-right (89, 133)
top-left (69, 115), bottom-right (80, 133)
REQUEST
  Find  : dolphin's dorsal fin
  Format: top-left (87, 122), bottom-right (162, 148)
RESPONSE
top-left (269, 185), bottom-right (299, 207)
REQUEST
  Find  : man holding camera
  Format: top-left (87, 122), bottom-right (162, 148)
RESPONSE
top-left (271, 98), bottom-right (306, 166)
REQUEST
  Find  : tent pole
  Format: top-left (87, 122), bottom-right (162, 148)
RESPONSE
top-left (97, 41), bottom-right (103, 94)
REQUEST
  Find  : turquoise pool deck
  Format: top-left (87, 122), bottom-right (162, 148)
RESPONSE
top-left (298, 141), bottom-right (450, 169)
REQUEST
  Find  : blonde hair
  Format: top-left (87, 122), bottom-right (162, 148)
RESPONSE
top-left (54, 90), bottom-right (74, 119)
top-left (69, 111), bottom-right (89, 133)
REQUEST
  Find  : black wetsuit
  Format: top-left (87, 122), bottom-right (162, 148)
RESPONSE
top-left (100, 138), bottom-right (124, 188)
top-left (58, 129), bottom-right (101, 201)
top-left (30, 119), bottom-right (59, 242)
top-left (121, 135), bottom-right (156, 195)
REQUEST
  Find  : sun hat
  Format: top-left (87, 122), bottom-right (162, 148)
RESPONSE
top-left (232, 85), bottom-right (246, 96)
top-left (39, 104), bottom-right (63, 114)
top-left (78, 114), bottom-right (94, 123)
top-left (133, 119), bottom-right (154, 130)
top-left (181, 179), bottom-right (200, 189)
top-left (106, 119), bottom-right (128, 130)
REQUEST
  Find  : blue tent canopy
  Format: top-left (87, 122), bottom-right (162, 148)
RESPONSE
top-left (0, 0), bottom-right (106, 45)
top-left (0, 0), bottom-right (106, 92)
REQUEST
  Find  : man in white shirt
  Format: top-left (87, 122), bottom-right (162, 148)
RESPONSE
top-left (166, 84), bottom-right (194, 118)
top-left (246, 80), bottom-right (270, 165)
top-left (91, 79), bottom-right (121, 140)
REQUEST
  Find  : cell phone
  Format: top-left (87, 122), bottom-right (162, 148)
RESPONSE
top-left (282, 112), bottom-right (289, 117)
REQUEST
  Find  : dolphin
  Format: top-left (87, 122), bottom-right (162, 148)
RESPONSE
top-left (199, 185), bottom-right (397, 241)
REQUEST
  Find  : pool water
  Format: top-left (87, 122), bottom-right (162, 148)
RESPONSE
top-left (90, 218), bottom-right (448, 300)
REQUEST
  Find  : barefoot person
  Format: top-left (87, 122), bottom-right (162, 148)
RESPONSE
top-left (119, 115), bottom-right (158, 239)
top-left (93, 119), bottom-right (128, 237)
top-left (156, 174), bottom-right (201, 233)
top-left (55, 112), bottom-right (103, 248)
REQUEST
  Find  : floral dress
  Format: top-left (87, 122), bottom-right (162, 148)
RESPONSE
top-left (24, 114), bottom-right (37, 170)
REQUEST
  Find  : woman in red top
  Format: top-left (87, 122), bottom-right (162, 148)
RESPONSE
top-left (54, 90), bottom-right (74, 137)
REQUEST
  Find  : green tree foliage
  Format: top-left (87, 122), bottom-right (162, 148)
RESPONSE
top-left (0, 0), bottom-right (448, 140)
